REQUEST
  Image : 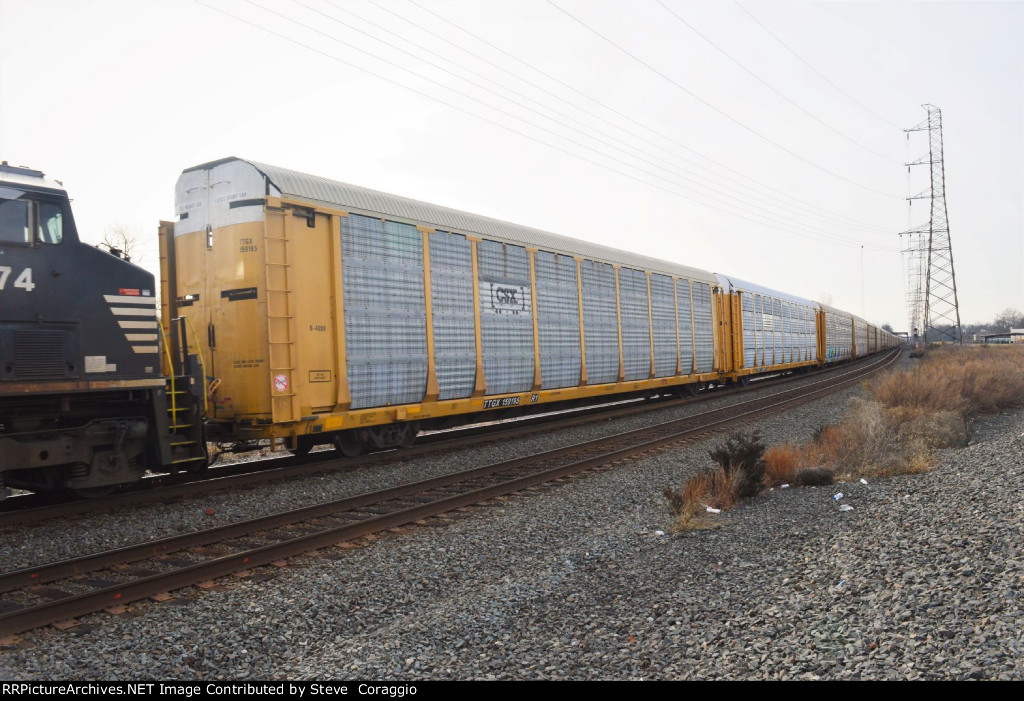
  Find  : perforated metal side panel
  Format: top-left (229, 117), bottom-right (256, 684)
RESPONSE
top-left (676, 280), bottom-right (694, 375)
top-left (825, 312), bottom-right (852, 362)
top-left (754, 296), bottom-right (764, 367)
top-left (429, 232), bottom-right (475, 400)
top-left (619, 267), bottom-right (650, 382)
top-left (580, 260), bottom-right (618, 385)
top-left (742, 293), bottom-right (755, 368)
top-left (693, 282), bottom-right (714, 373)
top-left (773, 298), bottom-right (783, 365)
top-left (477, 240), bottom-right (533, 395)
top-left (782, 301), bottom-right (792, 364)
top-left (650, 274), bottom-right (676, 378)
top-left (535, 251), bottom-right (581, 389)
top-left (342, 214), bottom-right (427, 409)
top-left (763, 297), bottom-right (776, 365)
top-left (795, 304), bottom-right (803, 361)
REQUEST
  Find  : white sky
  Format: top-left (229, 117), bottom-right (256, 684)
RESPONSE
top-left (1, 0), bottom-right (1021, 329)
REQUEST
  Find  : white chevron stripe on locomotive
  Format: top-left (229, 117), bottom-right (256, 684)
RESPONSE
top-left (104, 294), bottom-right (159, 354)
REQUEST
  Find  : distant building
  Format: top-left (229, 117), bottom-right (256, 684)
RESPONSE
top-left (982, 328), bottom-right (1024, 344)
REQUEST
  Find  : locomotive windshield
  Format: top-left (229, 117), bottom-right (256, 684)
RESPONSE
top-left (0, 193), bottom-right (63, 245)
top-left (0, 196), bottom-right (29, 244)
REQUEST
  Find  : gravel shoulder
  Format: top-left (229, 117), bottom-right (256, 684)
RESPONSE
top-left (3, 360), bottom-right (1021, 680)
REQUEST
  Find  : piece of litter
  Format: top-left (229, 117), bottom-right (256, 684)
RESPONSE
top-left (780, 484), bottom-right (790, 489)
top-left (839, 504), bottom-right (854, 512)
top-left (654, 530), bottom-right (665, 537)
top-left (860, 478), bottom-right (868, 485)
top-left (833, 492), bottom-right (844, 501)
top-left (706, 506), bottom-right (722, 514)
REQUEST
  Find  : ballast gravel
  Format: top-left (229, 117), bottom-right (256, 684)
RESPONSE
top-left (2, 364), bottom-right (1022, 680)
top-left (0, 366), bottom-right (869, 570)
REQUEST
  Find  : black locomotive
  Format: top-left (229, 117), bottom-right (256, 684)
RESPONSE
top-left (0, 162), bottom-right (204, 497)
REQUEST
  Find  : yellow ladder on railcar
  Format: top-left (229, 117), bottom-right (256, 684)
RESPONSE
top-left (264, 206), bottom-right (301, 423)
top-left (157, 318), bottom-right (208, 471)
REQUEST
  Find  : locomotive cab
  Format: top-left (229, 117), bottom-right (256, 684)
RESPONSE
top-left (0, 162), bottom-right (173, 496)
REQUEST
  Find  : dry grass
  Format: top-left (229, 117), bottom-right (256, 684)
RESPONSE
top-left (802, 346), bottom-right (1020, 478)
top-left (665, 467), bottom-right (739, 531)
top-left (666, 346), bottom-right (1023, 529)
top-left (764, 443), bottom-right (836, 487)
top-left (871, 345), bottom-right (1024, 416)
top-left (763, 444), bottom-right (802, 487)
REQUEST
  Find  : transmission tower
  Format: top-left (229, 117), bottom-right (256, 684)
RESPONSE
top-left (899, 104), bottom-right (962, 344)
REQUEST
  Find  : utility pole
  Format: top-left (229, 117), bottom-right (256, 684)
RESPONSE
top-left (899, 104), bottom-right (962, 344)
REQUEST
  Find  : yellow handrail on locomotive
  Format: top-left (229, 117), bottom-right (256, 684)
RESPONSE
top-left (180, 314), bottom-right (209, 417)
top-left (158, 322), bottom-right (180, 430)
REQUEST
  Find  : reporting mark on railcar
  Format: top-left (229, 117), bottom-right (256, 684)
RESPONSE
top-left (482, 282), bottom-right (531, 317)
top-left (483, 396), bottom-right (522, 409)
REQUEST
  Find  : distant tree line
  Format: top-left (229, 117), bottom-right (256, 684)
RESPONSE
top-left (960, 308), bottom-right (1024, 341)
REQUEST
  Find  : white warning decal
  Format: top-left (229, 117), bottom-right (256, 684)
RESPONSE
top-left (273, 374), bottom-right (289, 392)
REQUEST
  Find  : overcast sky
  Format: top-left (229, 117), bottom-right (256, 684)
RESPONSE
top-left (1, 0), bottom-right (1021, 330)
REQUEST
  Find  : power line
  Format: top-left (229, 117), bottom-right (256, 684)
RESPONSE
top-left (547, 0), bottom-right (900, 200)
top-left (194, 0), bottom-right (898, 251)
top-left (296, 0), bottom-right (891, 246)
top-left (305, 0), bottom-right (859, 240)
top-left (734, 1), bottom-right (905, 130)
top-left (401, 0), bottom-right (896, 235)
top-left (281, 2), bottom-right (897, 249)
top-left (657, 0), bottom-right (897, 163)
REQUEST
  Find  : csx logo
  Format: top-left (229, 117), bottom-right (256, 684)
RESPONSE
top-left (484, 282), bottom-right (531, 317)
top-left (494, 286), bottom-right (519, 305)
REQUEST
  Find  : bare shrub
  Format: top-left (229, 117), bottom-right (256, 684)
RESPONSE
top-left (665, 348), bottom-right (1024, 531)
top-left (708, 431), bottom-right (765, 498)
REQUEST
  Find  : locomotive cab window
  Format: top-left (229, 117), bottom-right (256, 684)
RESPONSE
top-left (0, 197), bottom-right (63, 245)
top-left (0, 198), bottom-right (29, 244)
top-left (37, 202), bottom-right (63, 244)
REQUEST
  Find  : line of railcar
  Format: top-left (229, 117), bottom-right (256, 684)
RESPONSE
top-left (0, 158), bottom-right (900, 495)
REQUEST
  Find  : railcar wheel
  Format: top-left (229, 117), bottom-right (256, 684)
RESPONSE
top-left (332, 431), bottom-right (364, 458)
top-left (738, 376), bottom-right (751, 387)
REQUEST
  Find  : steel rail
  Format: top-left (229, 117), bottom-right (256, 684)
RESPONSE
top-left (0, 349), bottom-right (898, 636)
top-left (1, 354), bottom-right (885, 524)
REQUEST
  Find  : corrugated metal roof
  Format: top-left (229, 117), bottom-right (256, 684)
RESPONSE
top-left (818, 302), bottom-right (865, 322)
top-left (714, 273), bottom-right (816, 307)
top-left (228, 158), bottom-right (718, 284)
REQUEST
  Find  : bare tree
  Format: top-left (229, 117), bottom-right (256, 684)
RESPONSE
top-left (994, 308), bottom-right (1024, 332)
top-left (818, 292), bottom-right (834, 306)
top-left (102, 224), bottom-right (145, 264)
top-left (882, 323), bottom-right (894, 333)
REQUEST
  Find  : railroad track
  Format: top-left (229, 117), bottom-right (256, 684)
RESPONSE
top-left (0, 355), bottom-right (871, 524)
top-left (0, 350), bottom-right (898, 637)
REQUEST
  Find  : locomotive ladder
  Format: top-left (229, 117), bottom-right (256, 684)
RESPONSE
top-left (264, 211), bottom-right (299, 424)
top-left (155, 317), bottom-right (208, 471)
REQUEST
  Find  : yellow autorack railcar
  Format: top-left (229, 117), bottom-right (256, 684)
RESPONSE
top-left (165, 158), bottom-right (739, 455)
